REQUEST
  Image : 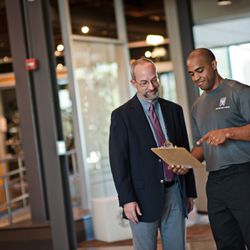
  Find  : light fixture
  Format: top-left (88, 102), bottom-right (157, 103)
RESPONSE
top-left (57, 44), bottom-right (64, 52)
top-left (217, 0), bottom-right (232, 6)
top-left (149, 15), bottom-right (161, 22)
top-left (81, 26), bottom-right (90, 34)
top-left (56, 63), bottom-right (64, 71)
top-left (146, 34), bottom-right (164, 46)
top-left (144, 51), bottom-right (151, 58)
top-left (151, 47), bottom-right (167, 58)
top-left (3, 56), bottom-right (9, 62)
top-left (54, 50), bottom-right (60, 56)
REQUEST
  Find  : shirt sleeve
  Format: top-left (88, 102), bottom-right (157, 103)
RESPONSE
top-left (237, 84), bottom-right (250, 122)
top-left (191, 106), bottom-right (202, 145)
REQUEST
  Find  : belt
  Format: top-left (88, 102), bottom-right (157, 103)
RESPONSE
top-left (164, 180), bottom-right (177, 188)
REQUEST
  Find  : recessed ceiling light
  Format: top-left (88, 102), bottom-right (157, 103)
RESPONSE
top-left (57, 44), bottom-right (64, 52)
top-left (56, 63), bottom-right (64, 71)
top-left (149, 15), bottom-right (161, 22)
top-left (81, 26), bottom-right (90, 34)
top-left (3, 56), bottom-right (9, 62)
top-left (146, 35), bottom-right (164, 46)
top-left (217, 0), bottom-right (232, 6)
top-left (54, 51), bottom-right (60, 56)
top-left (151, 47), bottom-right (167, 58)
top-left (145, 51), bottom-right (151, 58)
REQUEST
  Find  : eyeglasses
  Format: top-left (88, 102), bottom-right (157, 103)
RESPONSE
top-left (136, 78), bottom-right (159, 88)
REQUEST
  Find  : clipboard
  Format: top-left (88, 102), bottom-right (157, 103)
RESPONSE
top-left (151, 147), bottom-right (204, 169)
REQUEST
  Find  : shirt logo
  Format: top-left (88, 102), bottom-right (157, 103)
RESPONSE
top-left (219, 97), bottom-right (226, 107)
top-left (216, 97), bottom-right (230, 110)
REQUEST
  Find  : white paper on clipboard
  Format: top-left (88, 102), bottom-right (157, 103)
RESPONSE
top-left (151, 147), bottom-right (204, 169)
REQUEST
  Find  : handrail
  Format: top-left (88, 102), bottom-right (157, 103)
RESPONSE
top-left (5, 193), bottom-right (29, 205)
top-left (0, 149), bottom-right (79, 226)
top-left (0, 154), bottom-right (29, 225)
top-left (0, 167), bottom-right (26, 179)
top-left (0, 154), bottom-right (23, 164)
top-left (0, 176), bottom-right (27, 189)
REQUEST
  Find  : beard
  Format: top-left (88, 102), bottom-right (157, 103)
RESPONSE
top-left (143, 89), bottom-right (159, 100)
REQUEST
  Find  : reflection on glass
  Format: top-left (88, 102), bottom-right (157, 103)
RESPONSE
top-left (210, 43), bottom-right (250, 87)
top-left (159, 72), bottom-right (177, 103)
top-left (229, 43), bottom-right (250, 86)
top-left (211, 47), bottom-right (231, 79)
top-left (72, 41), bottom-right (123, 198)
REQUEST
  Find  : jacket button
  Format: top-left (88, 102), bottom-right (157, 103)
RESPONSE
top-left (158, 159), bottom-right (161, 163)
top-left (160, 179), bottom-right (164, 183)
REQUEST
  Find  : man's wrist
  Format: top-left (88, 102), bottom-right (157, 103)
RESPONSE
top-left (225, 128), bottom-right (235, 139)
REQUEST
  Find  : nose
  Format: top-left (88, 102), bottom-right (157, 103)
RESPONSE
top-left (148, 80), bottom-right (155, 89)
top-left (192, 72), bottom-right (200, 82)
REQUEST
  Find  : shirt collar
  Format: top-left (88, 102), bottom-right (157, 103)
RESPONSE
top-left (137, 95), bottom-right (158, 111)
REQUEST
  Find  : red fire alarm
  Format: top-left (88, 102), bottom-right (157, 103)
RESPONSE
top-left (25, 58), bottom-right (39, 71)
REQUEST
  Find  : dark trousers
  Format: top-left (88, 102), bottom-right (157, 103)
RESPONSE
top-left (207, 162), bottom-right (250, 250)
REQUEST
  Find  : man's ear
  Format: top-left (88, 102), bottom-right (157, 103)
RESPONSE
top-left (211, 60), bottom-right (217, 70)
top-left (130, 79), bottom-right (136, 87)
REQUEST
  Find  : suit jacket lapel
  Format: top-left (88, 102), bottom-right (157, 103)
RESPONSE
top-left (129, 95), bottom-right (157, 146)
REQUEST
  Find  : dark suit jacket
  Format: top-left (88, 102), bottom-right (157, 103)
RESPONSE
top-left (109, 95), bottom-right (197, 222)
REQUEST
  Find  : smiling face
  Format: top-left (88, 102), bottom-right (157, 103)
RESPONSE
top-left (187, 51), bottom-right (218, 93)
top-left (131, 61), bottom-right (159, 101)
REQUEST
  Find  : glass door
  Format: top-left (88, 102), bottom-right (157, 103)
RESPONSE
top-left (72, 40), bottom-right (128, 198)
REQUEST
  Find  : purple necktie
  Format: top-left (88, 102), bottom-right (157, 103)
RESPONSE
top-left (149, 103), bottom-right (173, 181)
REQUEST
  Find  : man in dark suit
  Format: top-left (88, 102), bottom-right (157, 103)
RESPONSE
top-left (109, 58), bottom-right (196, 250)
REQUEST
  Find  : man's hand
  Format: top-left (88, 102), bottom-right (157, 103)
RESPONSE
top-left (124, 202), bottom-right (142, 224)
top-left (187, 198), bottom-right (194, 213)
top-left (168, 164), bottom-right (190, 175)
top-left (197, 128), bottom-right (231, 146)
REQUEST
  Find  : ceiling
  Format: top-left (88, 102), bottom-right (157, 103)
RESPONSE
top-left (0, 0), bottom-right (250, 68)
top-left (193, 16), bottom-right (250, 48)
top-left (0, 0), bottom-right (166, 59)
top-left (69, 0), bottom-right (166, 41)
